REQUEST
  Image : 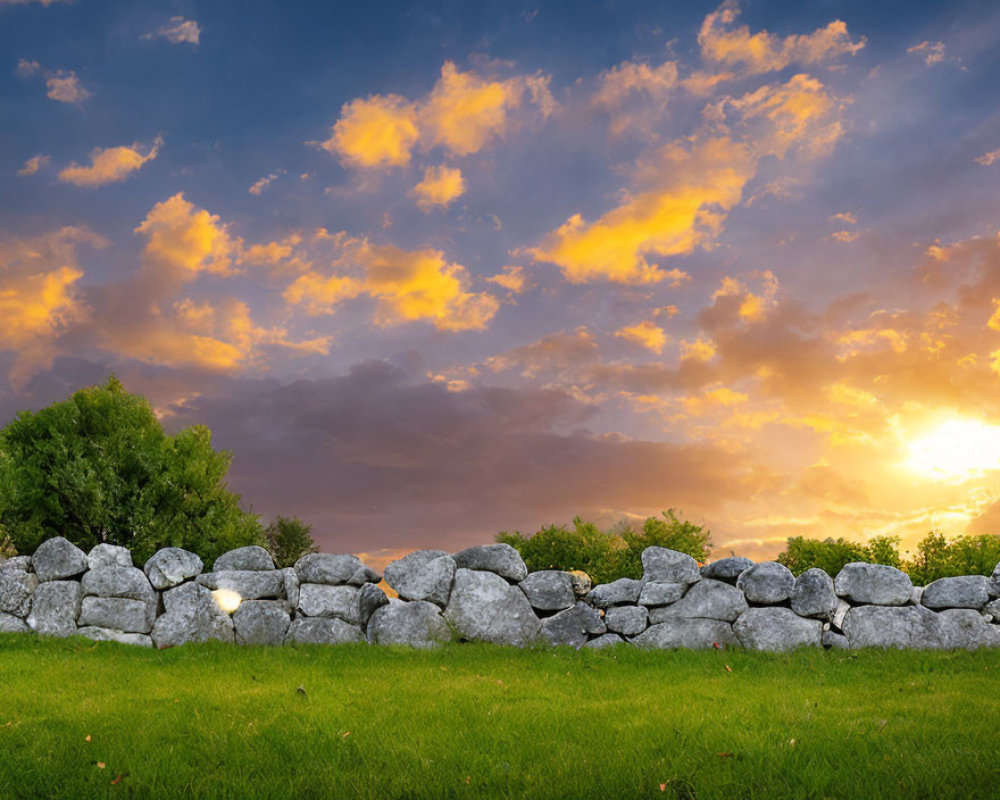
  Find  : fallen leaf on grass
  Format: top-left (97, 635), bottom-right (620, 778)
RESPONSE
top-left (85, 735), bottom-right (91, 742)
top-left (465, 776), bottom-right (471, 785)
top-left (659, 785), bottom-right (666, 792)
top-left (724, 665), bottom-right (732, 673)
top-left (111, 774), bottom-right (124, 786)
top-left (96, 762), bottom-right (106, 770)
top-left (716, 752), bottom-right (734, 758)
top-left (341, 731), bottom-right (351, 739)
top-left (789, 739), bottom-right (796, 747)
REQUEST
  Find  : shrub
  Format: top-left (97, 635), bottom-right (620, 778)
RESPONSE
top-left (904, 532), bottom-right (1000, 585)
top-left (776, 535), bottom-right (901, 577)
top-left (0, 376), bottom-right (263, 564)
top-left (264, 515), bottom-right (319, 568)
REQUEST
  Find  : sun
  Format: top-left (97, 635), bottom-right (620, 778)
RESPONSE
top-left (904, 418), bottom-right (1000, 482)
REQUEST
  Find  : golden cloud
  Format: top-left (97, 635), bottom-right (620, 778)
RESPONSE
top-left (615, 320), bottom-right (668, 353)
top-left (323, 94), bottom-right (420, 169)
top-left (135, 193), bottom-right (235, 278)
top-left (59, 136), bottom-right (162, 187)
top-left (18, 155), bottom-right (50, 176)
top-left (411, 164), bottom-right (465, 210)
top-left (486, 265), bottom-right (528, 295)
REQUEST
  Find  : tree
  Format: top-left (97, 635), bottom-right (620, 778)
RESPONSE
top-left (776, 535), bottom-right (901, 577)
top-left (905, 532), bottom-right (1000, 585)
top-left (617, 509), bottom-right (712, 578)
top-left (264, 515), bottom-right (318, 568)
top-left (0, 376), bottom-right (263, 564)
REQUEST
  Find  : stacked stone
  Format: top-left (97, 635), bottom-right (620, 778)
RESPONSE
top-left (3, 538), bottom-right (1000, 652)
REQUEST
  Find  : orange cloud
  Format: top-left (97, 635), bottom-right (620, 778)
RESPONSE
top-left (697, 1), bottom-right (864, 77)
top-left (530, 136), bottom-right (755, 284)
top-left (615, 320), bottom-right (668, 353)
top-left (411, 165), bottom-right (465, 210)
top-left (18, 155), bottom-right (50, 176)
top-left (58, 136), bottom-right (162, 187)
top-left (323, 94), bottom-right (420, 169)
top-left (486, 265), bottom-right (528, 295)
top-left (135, 193), bottom-right (235, 278)
top-left (593, 60), bottom-right (679, 109)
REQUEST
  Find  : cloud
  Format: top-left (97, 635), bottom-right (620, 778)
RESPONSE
top-left (696, 1), bottom-right (865, 78)
top-left (411, 165), bottom-right (465, 210)
top-left (829, 230), bottom-right (859, 243)
top-left (322, 93), bottom-right (420, 169)
top-left (615, 320), bottom-right (668, 353)
top-left (249, 171), bottom-right (283, 196)
top-left (15, 59), bottom-right (90, 104)
top-left (485, 327), bottom-right (599, 378)
top-left (322, 61), bottom-right (554, 169)
top-left (976, 149), bottom-right (1000, 166)
top-left (284, 239), bottom-right (500, 331)
top-left (829, 211), bottom-right (857, 225)
top-left (485, 265), bottom-right (529, 295)
top-left (58, 136), bottom-right (162, 187)
top-left (144, 17), bottom-right (201, 46)
top-left (18, 154), bottom-right (49, 176)
top-left (0, 226), bottom-right (107, 376)
top-left (592, 60), bottom-right (679, 109)
top-left (134, 193), bottom-right (235, 278)
top-left (530, 135), bottom-right (755, 284)
top-left (907, 41), bottom-right (946, 66)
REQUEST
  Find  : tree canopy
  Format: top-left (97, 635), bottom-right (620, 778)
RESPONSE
top-left (0, 376), bottom-right (263, 563)
top-left (264, 515), bottom-right (319, 568)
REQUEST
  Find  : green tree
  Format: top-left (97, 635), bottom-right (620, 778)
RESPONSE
top-left (264, 515), bottom-right (319, 568)
top-left (905, 532), bottom-right (1000, 585)
top-left (777, 536), bottom-right (881, 577)
top-left (616, 510), bottom-right (712, 579)
top-left (0, 376), bottom-right (263, 563)
top-left (496, 517), bottom-right (623, 584)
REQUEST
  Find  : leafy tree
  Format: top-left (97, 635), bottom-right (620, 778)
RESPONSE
top-left (497, 510), bottom-right (710, 584)
top-left (905, 532), bottom-right (1000, 585)
top-left (616, 510), bottom-right (712, 579)
top-left (0, 376), bottom-right (263, 564)
top-left (264, 515), bottom-right (319, 568)
top-left (497, 517), bottom-right (623, 584)
top-left (776, 535), bottom-right (901, 577)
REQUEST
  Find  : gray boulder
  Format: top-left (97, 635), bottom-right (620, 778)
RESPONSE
top-left (633, 619), bottom-right (738, 649)
top-left (921, 576), bottom-right (991, 610)
top-left (641, 547), bottom-right (701, 585)
top-left (834, 563), bottom-right (912, 606)
top-left (822, 631), bottom-right (849, 649)
top-left (638, 582), bottom-right (686, 608)
top-left (649, 578), bottom-right (747, 623)
top-left (281, 568), bottom-right (300, 607)
top-left (909, 586), bottom-right (924, 606)
top-left (569, 571), bottom-right (593, 597)
top-left (582, 633), bottom-right (626, 648)
top-left (0, 556), bottom-right (32, 572)
top-left (831, 599), bottom-right (851, 630)
top-left (144, 548), bottom-right (203, 589)
top-left (990, 562), bottom-right (1000, 598)
top-left (81, 566), bottom-right (156, 603)
top-left (297, 584), bottom-right (360, 623)
top-left (0, 612), bottom-right (30, 633)
top-left (196, 570), bottom-right (285, 599)
top-left (32, 537), bottom-right (88, 582)
top-left (78, 627), bottom-right (153, 647)
top-left (605, 606), bottom-right (648, 636)
top-left (87, 544), bottom-right (132, 570)
top-left (518, 570), bottom-right (575, 612)
top-left (540, 602), bottom-right (606, 647)
top-left (78, 597), bottom-right (155, 633)
top-left (285, 617), bottom-right (364, 645)
top-left (213, 546), bottom-right (275, 572)
top-left (841, 605), bottom-right (942, 648)
top-left (384, 550), bottom-right (455, 607)
top-left (368, 599), bottom-right (452, 648)
top-left (790, 568), bottom-right (838, 620)
top-left (151, 609), bottom-right (234, 648)
top-left (443, 568), bottom-right (540, 646)
top-left (162, 581), bottom-right (229, 618)
top-left (233, 601), bottom-right (291, 645)
top-left (0, 569), bottom-right (38, 617)
top-left (985, 598), bottom-right (1000, 619)
top-left (27, 580), bottom-right (81, 637)
top-left (294, 553), bottom-right (379, 586)
top-left (701, 557), bottom-right (754, 584)
top-left (357, 583), bottom-right (389, 628)
top-left (451, 544), bottom-right (527, 582)
top-left (734, 608), bottom-right (822, 651)
top-left (587, 578), bottom-right (644, 608)
top-left (936, 609), bottom-right (1000, 649)
top-left (737, 561), bottom-right (794, 604)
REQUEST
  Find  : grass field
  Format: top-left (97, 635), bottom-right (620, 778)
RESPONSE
top-left (1, 635), bottom-right (998, 799)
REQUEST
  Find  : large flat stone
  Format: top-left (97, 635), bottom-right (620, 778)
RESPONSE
top-left (78, 597), bottom-right (155, 634)
top-left (540, 602), bottom-right (606, 647)
top-left (605, 605), bottom-right (648, 636)
top-left (518, 570), bottom-right (575, 612)
top-left (77, 627), bottom-right (153, 647)
top-left (144, 548), bottom-right (203, 589)
top-left (213, 546), bottom-right (275, 572)
top-left (87, 544), bottom-right (132, 570)
top-left (443, 568), bottom-right (540, 646)
top-left (701, 557), bottom-right (754, 584)
top-left (195, 570), bottom-right (285, 600)
top-left (384, 550), bottom-right (456, 607)
top-left (632, 619), bottom-right (738, 650)
top-left (27, 580), bottom-right (81, 637)
top-left (297, 584), bottom-right (360, 623)
top-left (294, 553), bottom-right (379, 586)
top-left (638, 582), bottom-right (686, 608)
top-left (649, 578), bottom-right (747, 623)
top-left (921, 576), bottom-right (991, 610)
top-left (641, 548), bottom-right (701, 585)
top-left (841, 605), bottom-right (942, 649)
top-left (284, 617), bottom-right (364, 645)
top-left (367, 600), bottom-right (452, 648)
top-left (790, 568), bottom-right (838, 620)
top-left (81, 566), bottom-right (156, 603)
top-left (452, 544), bottom-right (528, 582)
top-left (233, 600), bottom-right (291, 645)
top-left (733, 608), bottom-right (823, 652)
top-left (587, 578), bottom-right (644, 608)
top-left (32, 537), bottom-right (88, 582)
top-left (737, 561), bottom-right (794, 604)
top-left (834, 563), bottom-right (912, 606)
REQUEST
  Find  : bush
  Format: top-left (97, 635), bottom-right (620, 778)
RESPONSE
top-left (497, 510), bottom-right (711, 584)
top-left (776, 535), bottom-right (901, 577)
top-left (264, 515), bottom-right (319, 568)
top-left (904, 532), bottom-right (1000, 585)
top-left (0, 376), bottom-right (263, 564)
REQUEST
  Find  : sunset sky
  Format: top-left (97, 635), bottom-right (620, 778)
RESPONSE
top-left (3, 0), bottom-right (1000, 565)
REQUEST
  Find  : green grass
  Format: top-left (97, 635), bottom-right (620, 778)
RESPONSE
top-left (1, 635), bottom-right (998, 799)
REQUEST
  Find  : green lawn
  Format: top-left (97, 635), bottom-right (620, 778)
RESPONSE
top-left (1, 635), bottom-right (997, 799)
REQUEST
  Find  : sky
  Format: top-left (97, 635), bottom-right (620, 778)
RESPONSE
top-left (2, 0), bottom-right (1000, 567)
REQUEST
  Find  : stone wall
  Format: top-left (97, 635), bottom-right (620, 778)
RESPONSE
top-left (2, 538), bottom-right (999, 651)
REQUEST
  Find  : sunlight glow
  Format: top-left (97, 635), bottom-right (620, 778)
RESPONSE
top-left (212, 588), bottom-right (242, 614)
top-left (904, 418), bottom-right (1000, 482)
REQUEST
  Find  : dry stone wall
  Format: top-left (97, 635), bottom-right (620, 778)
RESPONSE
top-left (2, 538), bottom-right (1000, 651)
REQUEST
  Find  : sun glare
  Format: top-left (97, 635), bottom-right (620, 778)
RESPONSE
top-left (905, 418), bottom-right (1000, 481)
top-left (212, 588), bottom-right (242, 614)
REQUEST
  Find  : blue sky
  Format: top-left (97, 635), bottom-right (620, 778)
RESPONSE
top-left (3, 0), bottom-right (1000, 566)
